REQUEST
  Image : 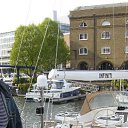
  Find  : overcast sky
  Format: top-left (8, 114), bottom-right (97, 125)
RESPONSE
top-left (0, 0), bottom-right (128, 33)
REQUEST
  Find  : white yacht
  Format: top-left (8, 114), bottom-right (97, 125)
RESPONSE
top-left (116, 91), bottom-right (128, 103)
top-left (25, 79), bottom-right (86, 103)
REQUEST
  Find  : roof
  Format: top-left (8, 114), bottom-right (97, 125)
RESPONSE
top-left (74, 2), bottom-right (128, 11)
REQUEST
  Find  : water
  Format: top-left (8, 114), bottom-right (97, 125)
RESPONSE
top-left (14, 92), bottom-right (127, 128)
top-left (14, 96), bottom-right (84, 128)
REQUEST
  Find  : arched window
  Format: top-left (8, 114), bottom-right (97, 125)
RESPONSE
top-left (79, 22), bottom-right (87, 27)
top-left (79, 47), bottom-right (88, 55)
top-left (102, 20), bottom-right (111, 26)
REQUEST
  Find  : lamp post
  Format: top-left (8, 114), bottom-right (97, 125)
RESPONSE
top-left (36, 74), bottom-right (48, 128)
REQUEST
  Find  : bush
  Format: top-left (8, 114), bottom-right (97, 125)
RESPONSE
top-left (18, 83), bottom-right (32, 94)
top-left (111, 79), bottom-right (128, 90)
top-left (13, 77), bottom-right (30, 85)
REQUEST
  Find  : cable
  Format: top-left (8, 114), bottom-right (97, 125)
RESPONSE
top-left (16, 0), bottom-right (33, 119)
top-left (14, 0), bottom-right (32, 72)
top-left (30, 20), bottom-right (50, 85)
top-left (54, 23), bottom-right (60, 69)
top-left (21, 17), bottom-right (50, 128)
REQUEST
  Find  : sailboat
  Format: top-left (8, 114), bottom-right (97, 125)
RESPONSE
top-left (47, 69), bottom-right (128, 127)
top-left (54, 91), bottom-right (128, 128)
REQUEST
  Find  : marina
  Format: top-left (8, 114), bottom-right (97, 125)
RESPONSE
top-left (10, 69), bottom-right (128, 127)
top-left (1, 1), bottom-right (128, 128)
top-left (14, 96), bottom-right (84, 128)
top-left (15, 91), bottom-right (128, 128)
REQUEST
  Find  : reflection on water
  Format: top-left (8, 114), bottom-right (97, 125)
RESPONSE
top-left (14, 96), bottom-right (84, 128)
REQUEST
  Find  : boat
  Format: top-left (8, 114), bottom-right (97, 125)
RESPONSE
top-left (44, 79), bottom-right (86, 103)
top-left (116, 91), bottom-right (128, 103)
top-left (24, 83), bottom-right (41, 102)
top-left (55, 111), bottom-right (79, 122)
top-left (54, 91), bottom-right (128, 128)
top-left (25, 78), bottom-right (86, 103)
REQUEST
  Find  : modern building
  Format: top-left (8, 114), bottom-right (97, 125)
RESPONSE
top-left (53, 10), bottom-right (70, 33)
top-left (69, 2), bottom-right (128, 70)
top-left (0, 31), bottom-right (15, 65)
top-left (59, 22), bottom-right (70, 33)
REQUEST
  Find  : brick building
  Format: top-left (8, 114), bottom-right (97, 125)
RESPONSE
top-left (69, 2), bottom-right (128, 70)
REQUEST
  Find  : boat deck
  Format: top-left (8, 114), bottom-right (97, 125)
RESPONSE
top-left (49, 93), bottom-right (86, 104)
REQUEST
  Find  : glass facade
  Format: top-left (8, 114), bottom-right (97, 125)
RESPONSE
top-left (0, 31), bottom-right (15, 65)
top-left (59, 23), bottom-right (70, 33)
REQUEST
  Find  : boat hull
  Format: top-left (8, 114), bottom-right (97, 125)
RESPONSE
top-left (51, 94), bottom-right (86, 104)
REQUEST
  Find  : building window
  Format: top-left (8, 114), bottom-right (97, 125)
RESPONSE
top-left (79, 48), bottom-right (88, 55)
top-left (79, 22), bottom-right (87, 27)
top-left (101, 31), bottom-right (110, 39)
top-left (126, 19), bottom-right (128, 28)
top-left (125, 31), bottom-right (128, 38)
top-left (101, 47), bottom-right (110, 54)
top-left (102, 20), bottom-right (111, 26)
top-left (125, 46), bottom-right (128, 53)
top-left (79, 33), bottom-right (88, 40)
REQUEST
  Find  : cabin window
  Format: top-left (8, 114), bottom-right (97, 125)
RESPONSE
top-left (101, 47), bottom-right (110, 54)
top-left (79, 22), bottom-right (87, 27)
top-left (101, 31), bottom-right (110, 39)
top-left (79, 48), bottom-right (88, 55)
top-left (79, 33), bottom-right (88, 40)
top-left (102, 20), bottom-right (111, 26)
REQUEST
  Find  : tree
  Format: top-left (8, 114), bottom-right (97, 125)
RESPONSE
top-left (38, 18), bottom-right (70, 71)
top-left (10, 24), bottom-right (43, 77)
top-left (10, 18), bottom-right (70, 76)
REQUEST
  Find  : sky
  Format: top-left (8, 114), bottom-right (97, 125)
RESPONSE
top-left (0, 0), bottom-right (128, 33)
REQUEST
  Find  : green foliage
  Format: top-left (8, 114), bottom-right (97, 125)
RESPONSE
top-left (111, 79), bottom-right (128, 90)
top-left (38, 18), bottom-right (70, 71)
top-left (13, 77), bottom-right (30, 85)
top-left (10, 18), bottom-right (70, 74)
top-left (13, 76), bottom-right (31, 94)
top-left (10, 24), bottom-right (43, 76)
top-left (18, 83), bottom-right (31, 94)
